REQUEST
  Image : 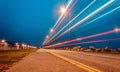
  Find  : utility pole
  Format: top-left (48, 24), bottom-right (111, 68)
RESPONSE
top-left (69, 13), bottom-right (71, 48)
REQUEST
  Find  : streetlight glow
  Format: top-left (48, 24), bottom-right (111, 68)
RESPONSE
top-left (114, 28), bottom-right (120, 32)
top-left (46, 35), bottom-right (50, 39)
top-left (50, 29), bottom-right (54, 33)
top-left (1, 39), bottom-right (6, 43)
top-left (61, 8), bottom-right (66, 13)
top-left (59, 6), bottom-right (66, 14)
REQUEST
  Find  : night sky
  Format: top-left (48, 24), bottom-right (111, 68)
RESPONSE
top-left (0, 0), bottom-right (120, 48)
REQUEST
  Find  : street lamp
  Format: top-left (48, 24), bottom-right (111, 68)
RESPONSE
top-left (59, 6), bottom-right (66, 14)
top-left (50, 29), bottom-right (54, 33)
top-left (59, 6), bottom-right (72, 47)
top-left (60, 7), bottom-right (66, 14)
top-left (46, 35), bottom-right (50, 39)
top-left (114, 28), bottom-right (120, 32)
top-left (1, 39), bottom-right (6, 43)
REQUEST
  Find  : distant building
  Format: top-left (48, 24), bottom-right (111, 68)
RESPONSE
top-left (89, 46), bottom-right (96, 52)
top-left (117, 48), bottom-right (120, 52)
top-left (72, 46), bottom-right (82, 51)
top-left (15, 43), bottom-right (20, 49)
top-left (0, 39), bottom-right (9, 50)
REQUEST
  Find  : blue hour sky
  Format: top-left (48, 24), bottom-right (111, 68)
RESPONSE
top-left (0, 0), bottom-right (120, 48)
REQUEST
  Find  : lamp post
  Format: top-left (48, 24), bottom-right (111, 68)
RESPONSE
top-left (50, 29), bottom-right (54, 33)
top-left (68, 11), bottom-right (71, 48)
top-left (59, 6), bottom-right (72, 48)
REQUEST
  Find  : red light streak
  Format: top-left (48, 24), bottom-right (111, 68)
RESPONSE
top-left (45, 28), bottom-right (120, 48)
top-left (47, 0), bottom-right (78, 43)
top-left (62, 38), bottom-right (120, 46)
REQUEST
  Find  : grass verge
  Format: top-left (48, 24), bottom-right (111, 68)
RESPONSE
top-left (0, 49), bottom-right (38, 72)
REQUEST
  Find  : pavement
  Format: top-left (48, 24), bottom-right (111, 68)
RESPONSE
top-left (7, 49), bottom-right (120, 72)
top-left (48, 49), bottom-right (120, 72)
top-left (7, 49), bottom-right (86, 72)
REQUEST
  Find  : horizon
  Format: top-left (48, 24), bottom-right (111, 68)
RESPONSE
top-left (0, 0), bottom-right (120, 48)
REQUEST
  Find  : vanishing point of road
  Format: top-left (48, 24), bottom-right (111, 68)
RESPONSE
top-left (7, 49), bottom-right (120, 72)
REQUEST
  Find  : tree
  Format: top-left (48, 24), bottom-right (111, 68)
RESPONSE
top-left (89, 46), bottom-right (96, 52)
top-left (104, 46), bottom-right (111, 52)
top-left (72, 46), bottom-right (82, 51)
top-left (117, 48), bottom-right (120, 52)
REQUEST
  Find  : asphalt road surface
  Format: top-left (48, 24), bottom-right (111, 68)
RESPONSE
top-left (7, 49), bottom-right (86, 72)
top-left (48, 49), bottom-right (120, 72)
top-left (7, 49), bottom-right (120, 72)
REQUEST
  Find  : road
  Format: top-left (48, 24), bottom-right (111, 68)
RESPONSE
top-left (48, 49), bottom-right (120, 72)
top-left (7, 49), bottom-right (120, 72)
top-left (7, 49), bottom-right (86, 72)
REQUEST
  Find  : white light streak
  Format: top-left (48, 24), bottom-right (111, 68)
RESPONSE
top-left (53, 0), bottom-right (74, 29)
top-left (88, 6), bottom-right (120, 23)
top-left (49, 0), bottom-right (114, 43)
top-left (47, 0), bottom-right (96, 43)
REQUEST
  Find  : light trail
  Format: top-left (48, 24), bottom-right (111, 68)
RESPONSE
top-left (53, 0), bottom-right (73, 29)
top-left (42, 0), bottom-right (73, 45)
top-left (54, 0), bottom-right (78, 32)
top-left (44, 0), bottom-right (76, 45)
top-left (75, 6), bottom-right (120, 31)
top-left (47, 0), bottom-right (96, 44)
top-left (51, 0), bottom-right (74, 33)
top-left (48, 0), bottom-right (114, 44)
top-left (43, 4), bottom-right (119, 45)
top-left (62, 38), bottom-right (120, 47)
top-left (88, 6), bottom-right (120, 23)
top-left (45, 28), bottom-right (120, 48)
top-left (45, 0), bottom-right (78, 44)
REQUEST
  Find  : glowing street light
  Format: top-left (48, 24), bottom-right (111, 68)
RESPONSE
top-left (60, 8), bottom-right (66, 13)
top-left (15, 42), bottom-right (19, 49)
top-left (1, 39), bottom-right (6, 43)
top-left (76, 38), bottom-right (82, 41)
top-left (114, 28), bottom-right (120, 32)
top-left (15, 43), bottom-right (19, 45)
top-left (22, 44), bottom-right (25, 47)
top-left (59, 6), bottom-right (66, 14)
top-left (46, 36), bottom-right (50, 39)
top-left (50, 29), bottom-right (54, 33)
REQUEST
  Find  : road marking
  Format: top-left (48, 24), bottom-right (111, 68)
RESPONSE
top-left (48, 51), bottom-right (102, 72)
